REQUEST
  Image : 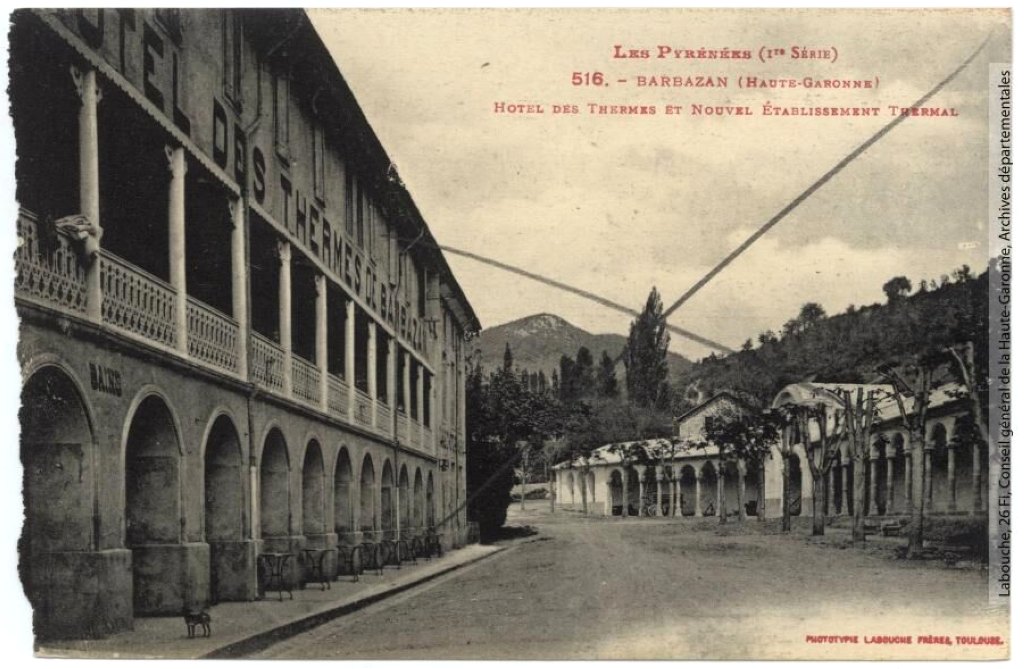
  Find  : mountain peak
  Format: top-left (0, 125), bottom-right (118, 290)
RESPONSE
top-left (473, 312), bottom-right (691, 381)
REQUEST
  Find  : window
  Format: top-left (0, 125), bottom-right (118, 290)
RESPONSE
top-left (222, 11), bottom-right (242, 106)
top-left (312, 125), bottom-right (325, 202)
top-left (344, 170), bottom-right (355, 237)
top-left (273, 73), bottom-right (289, 155)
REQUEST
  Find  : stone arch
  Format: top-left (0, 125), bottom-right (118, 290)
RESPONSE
top-left (260, 427), bottom-right (290, 540)
top-left (679, 465), bottom-right (697, 516)
top-left (426, 471), bottom-right (436, 528)
top-left (398, 464), bottom-right (412, 537)
top-left (334, 447), bottom-right (354, 537)
top-left (381, 459), bottom-right (395, 538)
top-left (722, 461), bottom-right (741, 517)
top-left (301, 439), bottom-right (326, 537)
top-left (359, 454), bottom-right (377, 535)
top-left (626, 467), bottom-right (641, 516)
top-left (203, 413), bottom-right (245, 602)
top-left (413, 468), bottom-right (425, 531)
top-left (699, 461), bottom-right (717, 516)
top-left (124, 393), bottom-right (183, 614)
top-left (641, 466), bottom-right (658, 516)
top-left (787, 453), bottom-right (803, 516)
top-left (20, 365), bottom-right (98, 637)
top-left (891, 433), bottom-right (908, 514)
top-left (608, 469), bottom-right (624, 516)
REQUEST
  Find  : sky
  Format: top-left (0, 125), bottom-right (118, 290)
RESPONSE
top-left (310, 9), bottom-right (1009, 359)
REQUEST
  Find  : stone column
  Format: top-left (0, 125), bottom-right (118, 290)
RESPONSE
top-left (904, 451), bottom-right (912, 513)
top-left (166, 145), bottom-right (188, 354)
top-left (694, 472), bottom-right (702, 516)
top-left (403, 350), bottom-right (412, 443)
top-left (387, 337), bottom-right (397, 437)
top-left (885, 449), bottom-right (896, 516)
top-left (737, 461), bottom-right (747, 522)
top-left (656, 476), bottom-right (664, 517)
top-left (315, 274), bottom-right (328, 410)
top-left (621, 469), bottom-right (630, 517)
top-left (345, 300), bottom-right (356, 423)
top-left (923, 447), bottom-right (934, 513)
top-left (367, 321), bottom-right (377, 429)
top-left (604, 481), bottom-right (612, 516)
top-left (836, 458), bottom-right (847, 516)
top-left (868, 455), bottom-right (879, 516)
top-left (416, 361), bottom-right (425, 441)
top-left (947, 446), bottom-right (957, 513)
top-left (972, 440), bottom-right (982, 516)
top-left (277, 240), bottom-right (292, 395)
top-left (639, 479), bottom-right (647, 516)
top-left (230, 198), bottom-right (248, 380)
top-left (73, 66), bottom-right (103, 322)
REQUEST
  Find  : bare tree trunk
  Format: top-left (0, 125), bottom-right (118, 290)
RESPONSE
top-left (549, 472), bottom-right (555, 514)
top-left (812, 472), bottom-right (826, 536)
top-left (782, 455), bottom-right (791, 532)
top-left (908, 434), bottom-right (927, 557)
top-left (758, 460), bottom-right (766, 522)
top-left (852, 457), bottom-right (867, 542)
top-left (737, 466), bottom-right (745, 523)
top-left (581, 471), bottom-right (589, 515)
top-left (520, 450), bottom-right (528, 512)
top-left (717, 461), bottom-right (726, 524)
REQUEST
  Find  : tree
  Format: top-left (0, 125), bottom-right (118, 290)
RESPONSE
top-left (575, 346), bottom-right (596, 399)
top-left (597, 350), bottom-right (619, 398)
top-left (789, 396), bottom-right (846, 536)
top-left (705, 410), bottom-right (783, 524)
top-left (558, 354), bottom-right (576, 402)
top-left (624, 287), bottom-right (670, 408)
top-left (877, 357), bottom-right (938, 558)
top-left (838, 387), bottom-right (879, 542)
top-left (466, 347), bottom-right (554, 540)
top-left (883, 276), bottom-right (912, 303)
top-left (946, 342), bottom-right (988, 515)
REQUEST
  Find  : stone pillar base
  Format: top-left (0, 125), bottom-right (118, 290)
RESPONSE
top-left (25, 548), bottom-right (133, 640)
top-left (209, 539), bottom-right (257, 603)
top-left (131, 542), bottom-right (210, 616)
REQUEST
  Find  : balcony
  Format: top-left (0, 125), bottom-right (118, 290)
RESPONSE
top-left (291, 353), bottom-right (321, 407)
top-left (15, 209), bottom-right (442, 449)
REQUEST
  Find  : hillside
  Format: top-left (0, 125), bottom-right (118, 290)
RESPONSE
top-left (473, 313), bottom-right (692, 382)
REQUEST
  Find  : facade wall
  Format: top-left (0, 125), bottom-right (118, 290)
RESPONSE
top-left (13, 8), bottom-right (476, 640)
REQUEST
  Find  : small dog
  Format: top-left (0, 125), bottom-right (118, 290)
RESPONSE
top-left (183, 607), bottom-right (212, 638)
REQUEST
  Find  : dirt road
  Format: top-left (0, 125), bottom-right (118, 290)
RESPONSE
top-left (257, 503), bottom-right (1005, 659)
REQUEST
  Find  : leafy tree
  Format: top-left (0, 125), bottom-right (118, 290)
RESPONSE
top-left (883, 276), bottom-right (912, 303)
top-left (704, 409), bottom-right (783, 523)
top-left (597, 350), bottom-right (619, 398)
top-left (624, 287), bottom-right (670, 409)
top-left (575, 346), bottom-right (596, 399)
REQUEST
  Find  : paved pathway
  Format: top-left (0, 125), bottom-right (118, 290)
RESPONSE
top-left (37, 543), bottom-right (499, 659)
top-left (258, 504), bottom-right (1006, 660)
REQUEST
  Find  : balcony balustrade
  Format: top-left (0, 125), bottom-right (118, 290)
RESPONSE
top-left (327, 373), bottom-right (349, 418)
top-left (15, 209), bottom-right (448, 447)
top-left (291, 353), bottom-right (322, 407)
top-left (187, 296), bottom-right (240, 374)
top-left (15, 211), bottom-right (88, 315)
top-left (353, 388), bottom-right (373, 429)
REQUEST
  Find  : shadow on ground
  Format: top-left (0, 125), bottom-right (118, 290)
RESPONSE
top-left (482, 524), bottom-right (539, 545)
